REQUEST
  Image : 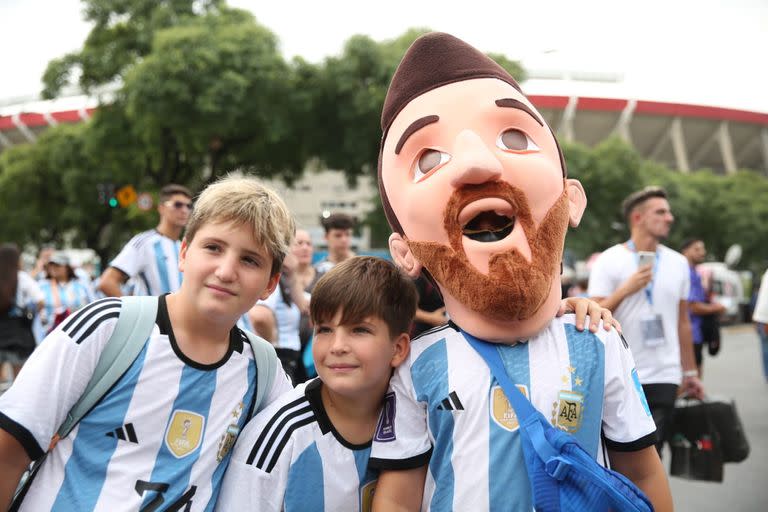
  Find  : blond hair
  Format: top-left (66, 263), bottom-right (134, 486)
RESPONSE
top-left (185, 175), bottom-right (295, 275)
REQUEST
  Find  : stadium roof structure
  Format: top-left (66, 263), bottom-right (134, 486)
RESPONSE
top-left (1, 77), bottom-right (767, 175)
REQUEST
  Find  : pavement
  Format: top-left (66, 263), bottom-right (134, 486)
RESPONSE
top-left (667, 324), bottom-right (767, 511)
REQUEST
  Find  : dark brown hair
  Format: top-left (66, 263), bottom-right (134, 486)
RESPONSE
top-left (621, 186), bottom-right (668, 221)
top-left (321, 213), bottom-right (356, 234)
top-left (0, 243), bottom-right (21, 314)
top-left (160, 184), bottom-right (193, 202)
top-left (310, 256), bottom-right (417, 338)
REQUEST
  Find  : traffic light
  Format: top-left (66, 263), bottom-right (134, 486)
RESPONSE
top-left (108, 197), bottom-right (119, 208)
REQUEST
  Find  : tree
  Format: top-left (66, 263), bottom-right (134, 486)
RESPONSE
top-left (122, 8), bottom-right (301, 187)
top-left (42, 0), bottom-right (225, 99)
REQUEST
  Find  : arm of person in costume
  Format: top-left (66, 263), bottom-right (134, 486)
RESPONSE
top-left (558, 296), bottom-right (621, 333)
top-left (678, 300), bottom-right (704, 398)
top-left (608, 447), bottom-right (672, 512)
top-left (371, 466), bottom-right (427, 512)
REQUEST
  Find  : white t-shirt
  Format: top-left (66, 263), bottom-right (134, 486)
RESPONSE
top-left (752, 270), bottom-right (768, 324)
top-left (109, 230), bottom-right (183, 296)
top-left (0, 296), bottom-right (293, 511)
top-left (369, 317), bottom-right (655, 512)
top-left (216, 378), bottom-right (378, 512)
top-left (258, 284), bottom-right (309, 352)
top-left (588, 243), bottom-right (690, 385)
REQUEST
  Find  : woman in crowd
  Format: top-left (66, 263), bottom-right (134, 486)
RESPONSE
top-left (0, 244), bottom-right (44, 387)
top-left (249, 229), bottom-right (320, 383)
top-left (38, 252), bottom-right (94, 335)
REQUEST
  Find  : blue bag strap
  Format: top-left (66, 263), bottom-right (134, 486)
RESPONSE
top-left (242, 330), bottom-right (278, 419)
top-left (463, 331), bottom-right (560, 462)
top-left (57, 296), bottom-right (158, 438)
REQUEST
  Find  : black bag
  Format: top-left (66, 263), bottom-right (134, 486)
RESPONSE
top-left (670, 397), bottom-right (750, 481)
top-left (0, 308), bottom-right (36, 358)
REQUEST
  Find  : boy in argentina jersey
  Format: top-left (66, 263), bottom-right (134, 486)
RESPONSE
top-left (370, 33), bottom-right (673, 511)
top-left (216, 256), bottom-right (417, 512)
top-left (0, 176), bottom-right (296, 511)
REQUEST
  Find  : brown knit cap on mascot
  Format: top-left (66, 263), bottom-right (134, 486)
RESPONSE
top-left (378, 32), bottom-right (587, 343)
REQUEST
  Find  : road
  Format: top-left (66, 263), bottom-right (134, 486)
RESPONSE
top-left (668, 323), bottom-right (767, 511)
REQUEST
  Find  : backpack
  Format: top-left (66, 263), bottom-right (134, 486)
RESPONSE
top-left (12, 295), bottom-right (278, 507)
top-left (464, 331), bottom-right (654, 512)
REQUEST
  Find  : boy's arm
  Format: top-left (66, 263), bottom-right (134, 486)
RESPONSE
top-left (372, 466), bottom-right (427, 512)
top-left (0, 428), bottom-right (31, 509)
top-left (608, 447), bottom-right (672, 512)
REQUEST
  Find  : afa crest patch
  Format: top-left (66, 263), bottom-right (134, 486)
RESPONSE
top-left (490, 384), bottom-right (528, 431)
top-left (165, 410), bottom-right (205, 458)
top-left (555, 390), bottom-right (584, 433)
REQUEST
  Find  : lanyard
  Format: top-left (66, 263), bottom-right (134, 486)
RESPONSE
top-left (626, 240), bottom-right (659, 305)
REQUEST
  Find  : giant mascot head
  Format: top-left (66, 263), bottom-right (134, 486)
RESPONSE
top-left (378, 32), bottom-right (587, 343)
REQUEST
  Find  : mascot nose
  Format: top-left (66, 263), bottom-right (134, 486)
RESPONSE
top-left (450, 129), bottom-right (503, 187)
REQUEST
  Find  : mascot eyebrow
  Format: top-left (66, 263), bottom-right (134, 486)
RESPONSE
top-left (495, 98), bottom-right (544, 126)
top-left (395, 115), bottom-right (440, 155)
top-left (393, 99), bottom-right (544, 157)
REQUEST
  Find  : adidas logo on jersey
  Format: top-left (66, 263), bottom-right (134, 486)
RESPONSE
top-left (106, 423), bottom-right (138, 443)
top-left (437, 391), bottom-right (464, 411)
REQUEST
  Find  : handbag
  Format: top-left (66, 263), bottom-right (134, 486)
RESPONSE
top-left (464, 331), bottom-right (654, 512)
top-left (670, 397), bottom-right (749, 482)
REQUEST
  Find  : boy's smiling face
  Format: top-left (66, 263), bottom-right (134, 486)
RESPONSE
top-left (178, 220), bottom-right (280, 322)
top-left (313, 310), bottom-right (409, 401)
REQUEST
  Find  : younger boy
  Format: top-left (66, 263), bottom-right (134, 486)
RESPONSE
top-left (0, 176), bottom-right (295, 510)
top-left (216, 256), bottom-right (417, 511)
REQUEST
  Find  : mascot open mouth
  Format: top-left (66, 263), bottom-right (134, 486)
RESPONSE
top-left (462, 211), bottom-right (515, 242)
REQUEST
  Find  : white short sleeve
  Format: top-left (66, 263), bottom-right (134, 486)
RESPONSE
top-left (0, 298), bottom-right (122, 459)
top-left (587, 246), bottom-right (622, 299)
top-left (601, 330), bottom-right (657, 446)
top-left (109, 235), bottom-right (146, 278)
top-left (369, 361), bottom-right (432, 468)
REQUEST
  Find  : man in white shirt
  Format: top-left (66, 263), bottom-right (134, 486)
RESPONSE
top-left (98, 184), bottom-right (193, 297)
top-left (588, 186), bottom-right (704, 453)
top-left (313, 213), bottom-right (356, 274)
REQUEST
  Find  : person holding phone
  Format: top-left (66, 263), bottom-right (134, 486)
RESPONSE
top-left (588, 186), bottom-right (703, 455)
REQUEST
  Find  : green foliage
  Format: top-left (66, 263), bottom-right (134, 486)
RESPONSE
top-left (562, 137), bottom-right (768, 272)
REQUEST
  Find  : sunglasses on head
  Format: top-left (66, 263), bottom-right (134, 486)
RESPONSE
top-left (165, 200), bottom-right (193, 211)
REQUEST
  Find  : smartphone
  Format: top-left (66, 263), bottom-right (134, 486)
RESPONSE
top-left (637, 251), bottom-right (655, 268)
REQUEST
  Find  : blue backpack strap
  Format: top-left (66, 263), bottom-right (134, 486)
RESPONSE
top-left (242, 330), bottom-right (278, 419)
top-left (57, 296), bottom-right (158, 438)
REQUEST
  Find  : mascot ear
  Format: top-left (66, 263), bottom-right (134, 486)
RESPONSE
top-left (565, 179), bottom-right (587, 227)
top-left (389, 233), bottom-right (423, 278)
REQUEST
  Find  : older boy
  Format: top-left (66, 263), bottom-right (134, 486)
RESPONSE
top-left (0, 176), bottom-right (294, 510)
top-left (371, 33), bottom-right (671, 511)
top-left (216, 256), bottom-right (417, 511)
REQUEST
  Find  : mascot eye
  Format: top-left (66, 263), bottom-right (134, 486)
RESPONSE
top-left (496, 129), bottom-right (539, 152)
top-left (413, 149), bottom-right (451, 182)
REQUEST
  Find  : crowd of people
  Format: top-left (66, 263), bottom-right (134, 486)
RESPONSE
top-left (0, 31), bottom-right (764, 511)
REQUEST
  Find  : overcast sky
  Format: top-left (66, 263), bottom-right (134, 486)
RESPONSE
top-left (2, 0), bottom-right (767, 112)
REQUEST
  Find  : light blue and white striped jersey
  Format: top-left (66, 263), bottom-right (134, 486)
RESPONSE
top-left (217, 379), bottom-right (378, 512)
top-left (38, 279), bottom-right (94, 333)
top-left (0, 296), bottom-right (293, 511)
top-left (110, 230), bottom-right (183, 296)
top-left (369, 315), bottom-right (656, 512)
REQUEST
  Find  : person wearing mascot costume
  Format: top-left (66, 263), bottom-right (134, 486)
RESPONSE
top-left (369, 32), bottom-right (672, 511)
